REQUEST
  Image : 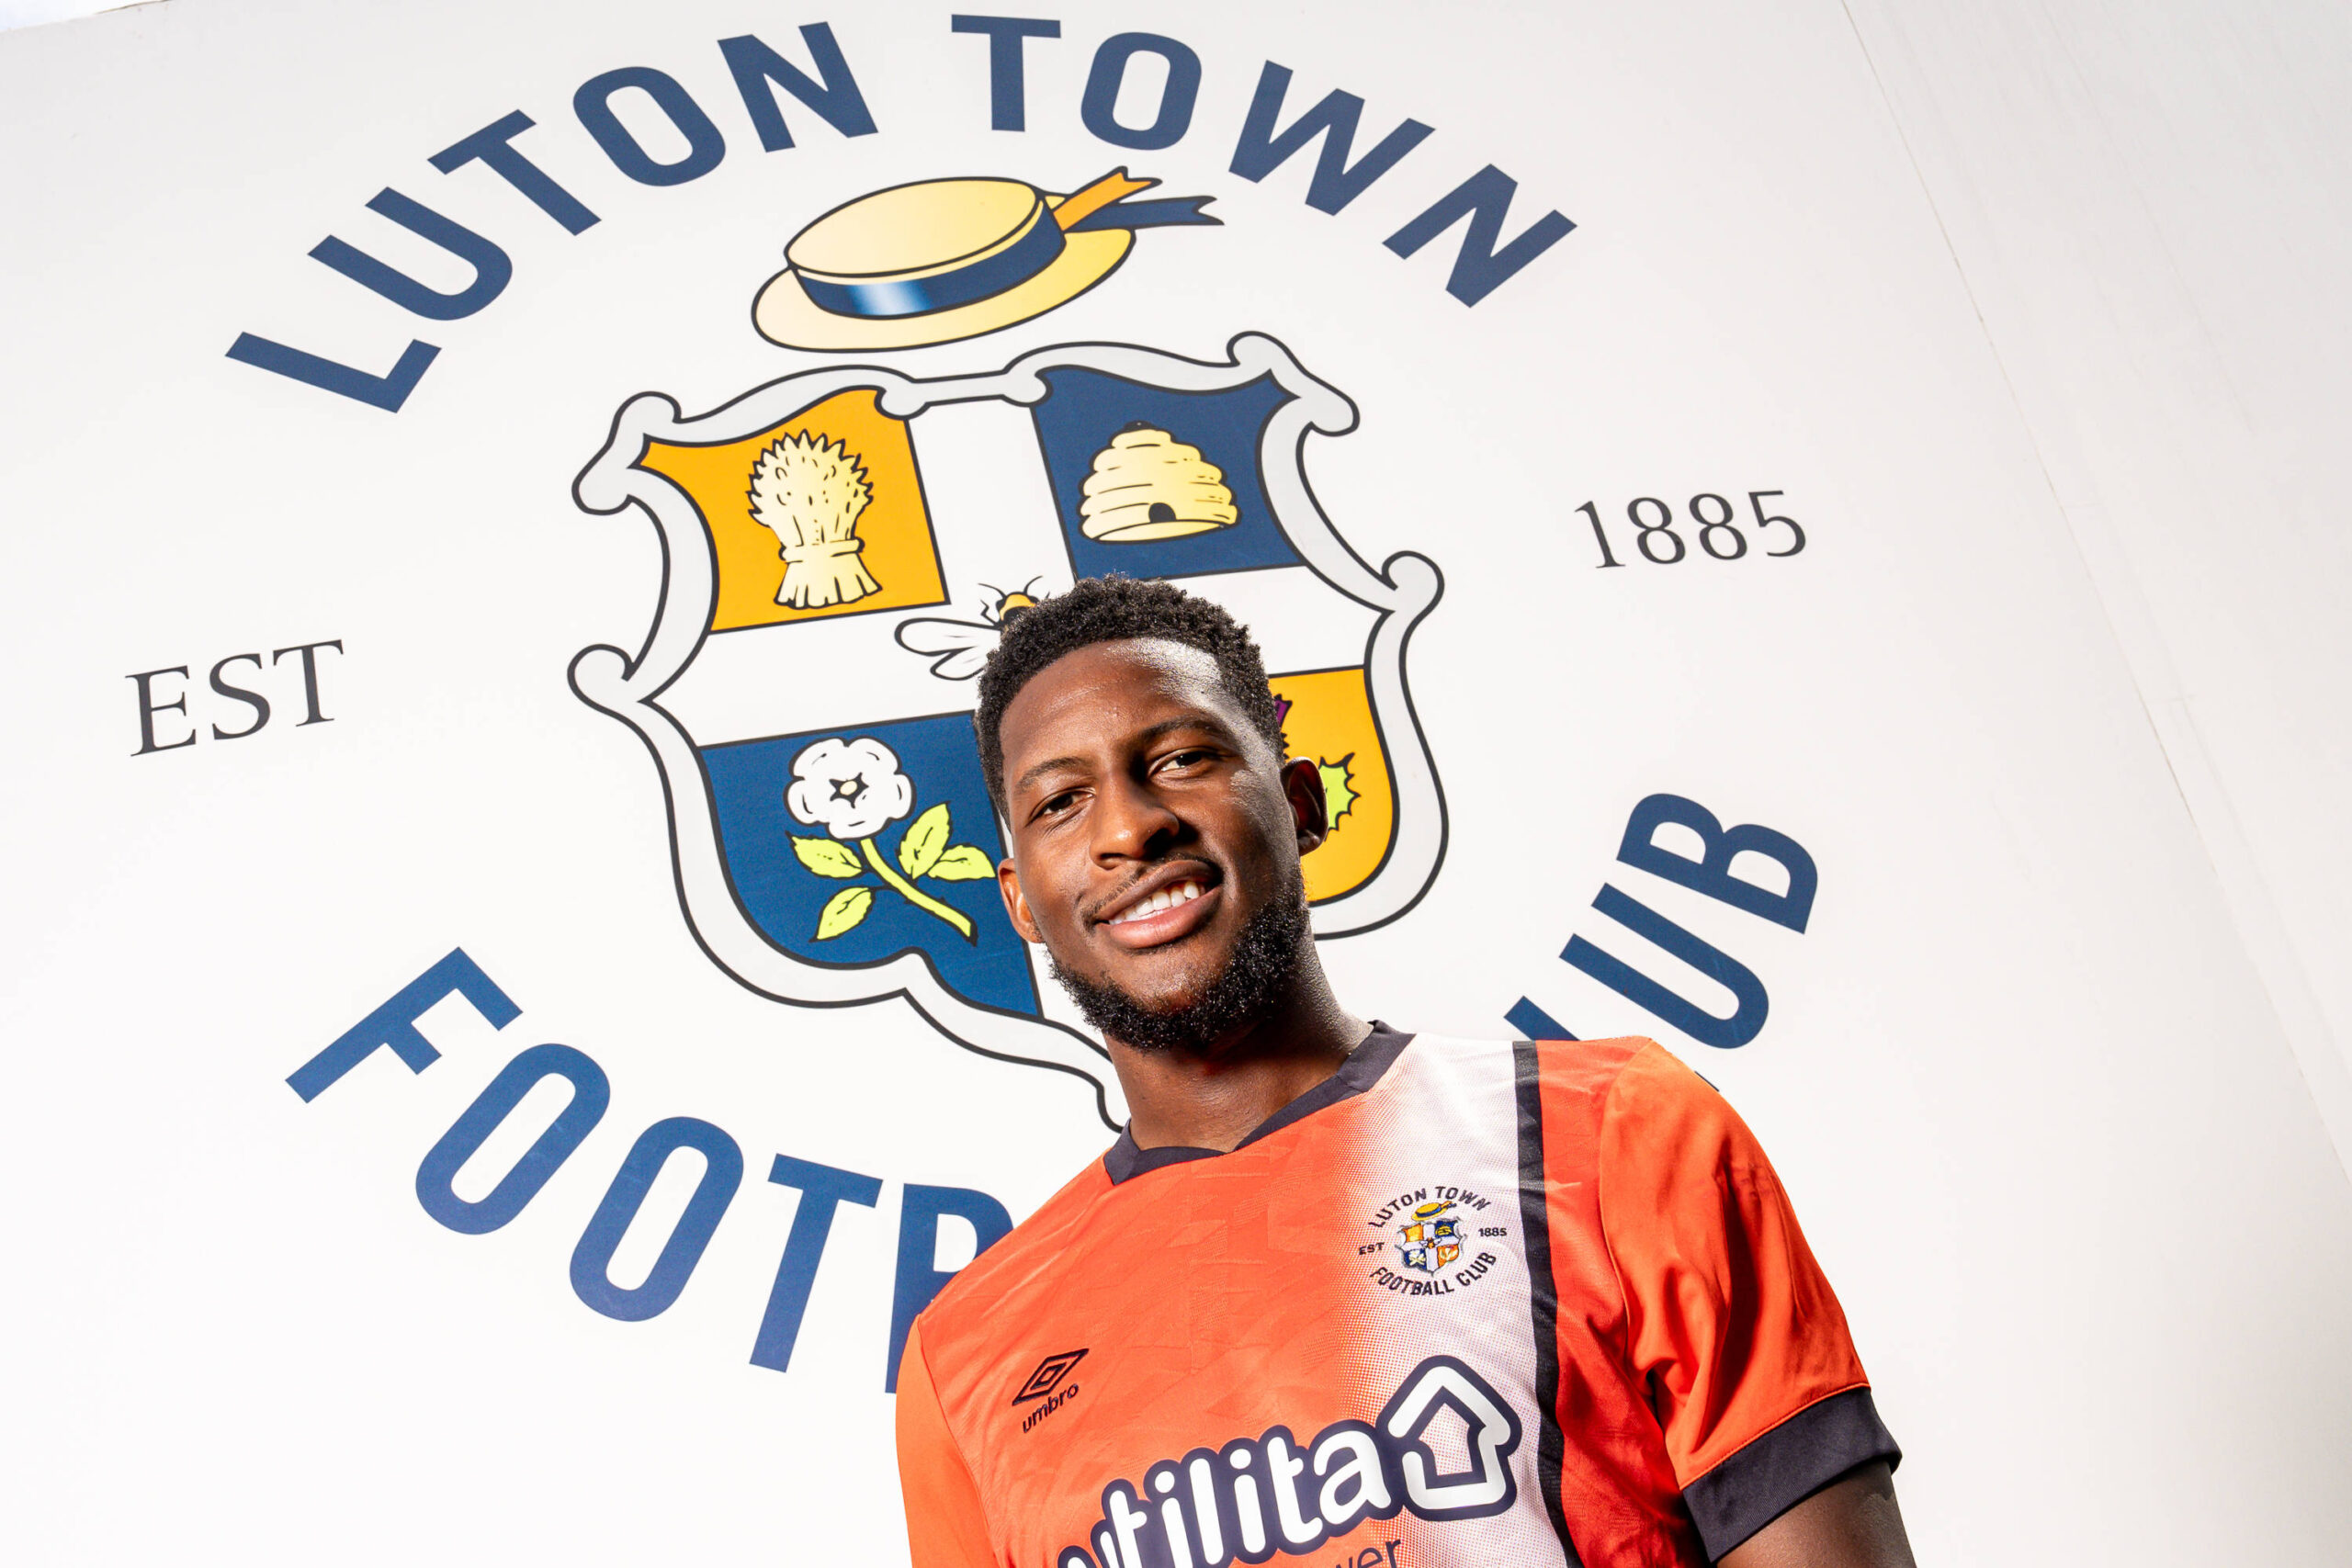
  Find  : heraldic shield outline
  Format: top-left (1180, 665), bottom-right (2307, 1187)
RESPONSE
top-left (571, 333), bottom-right (1445, 1127)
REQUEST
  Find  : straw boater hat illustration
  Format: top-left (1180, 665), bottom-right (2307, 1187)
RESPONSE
top-left (753, 168), bottom-right (1218, 352)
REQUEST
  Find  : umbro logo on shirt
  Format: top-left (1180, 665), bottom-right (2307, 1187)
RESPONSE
top-left (1015, 1349), bottom-right (1089, 1404)
top-left (1016, 1349), bottom-right (1088, 1434)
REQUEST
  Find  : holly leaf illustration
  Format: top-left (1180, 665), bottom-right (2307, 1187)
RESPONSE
top-left (898, 802), bottom-right (952, 878)
top-left (815, 886), bottom-right (873, 939)
top-left (1318, 755), bottom-right (1358, 827)
top-left (792, 835), bottom-right (863, 878)
top-left (927, 845), bottom-right (994, 881)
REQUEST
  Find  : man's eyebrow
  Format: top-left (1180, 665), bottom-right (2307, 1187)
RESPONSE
top-left (1013, 753), bottom-right (1089, 795)
top-left (1133, 716), bottom-right (1238, 749)
top-left (1010, 716), bottom-right (1238, 797)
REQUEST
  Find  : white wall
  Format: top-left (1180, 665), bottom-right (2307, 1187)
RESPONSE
top-left (1849, 0), bottom-right (2352, 1180)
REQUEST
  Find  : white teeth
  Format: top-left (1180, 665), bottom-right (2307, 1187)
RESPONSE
top-left (1110, 881), bottom-right (1205, 924)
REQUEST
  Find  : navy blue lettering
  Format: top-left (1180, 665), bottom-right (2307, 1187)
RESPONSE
top-left (571, 1116), bottom-right (744, 1321)
top-left (429, 110), bottom-right (599, 234)
top-left (1080, 32), bottom-right (1200, 151)
top-left (286, 948), bottom-right (519, 1101)
top-left (415, 1043), bottom-right (610, 1235)
top-left (749, 1153), bottom-right (882, 1373)
top-left (1229, 62), bottom-right (1431, 214)
top-left (223, 333), bottom-right (439, 412)
top-left (717, 24), bottom-right (877, 151)
top-left (1619, 792), bottom-right (1817, 932)
top-left (1564, 885), bottom-right (1769, 1048)
top-left (1503, 996), bottom-right (1577, 1041)
top-left (888, 1184), bottom-right (1013, 1390)
top-left (951, 14), bottom-right (1060, 130)
top-left (310, 189), bottom-right (513, 321)
top-left (1384, 164), bottom-right (1573, 306)
top-left (574, 66), bottom-right (727, 186)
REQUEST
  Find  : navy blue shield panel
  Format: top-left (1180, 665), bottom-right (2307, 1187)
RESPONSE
top-left (1031, 368), bottom-right (1305, 580)
top-left (700, 713), bottom-right (1040, 1019)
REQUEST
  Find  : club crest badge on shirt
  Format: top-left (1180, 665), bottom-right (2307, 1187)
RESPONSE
top-left (571, 170), bottom-right (1447, 1126)
top-left (1361, 1185), bottom-right (1507, 1297)
top-left (1397, 1199), bottom-right (1465, 1273)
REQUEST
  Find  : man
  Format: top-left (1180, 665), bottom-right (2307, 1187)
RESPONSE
top-left (896, 578), bottom-right (1915, 1568)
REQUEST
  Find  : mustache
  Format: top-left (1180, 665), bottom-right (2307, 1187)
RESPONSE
top-left (1081, 856), bottom-right (1222, 925)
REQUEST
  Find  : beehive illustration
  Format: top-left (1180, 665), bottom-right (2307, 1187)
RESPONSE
top-left (749, 432), bottom-right (881, 608)
top-left (1078, 422), bottom-right (1238, 542)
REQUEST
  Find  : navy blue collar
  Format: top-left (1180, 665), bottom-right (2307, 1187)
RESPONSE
top-left (1102, 1024), bottom-right (1412, 1185)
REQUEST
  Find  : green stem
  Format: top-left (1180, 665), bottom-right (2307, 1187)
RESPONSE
top-left (861, 837), bottom-right (976, 942)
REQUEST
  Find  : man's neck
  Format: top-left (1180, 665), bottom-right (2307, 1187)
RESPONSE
top-left (1110, 976), bottom-right (1370, 1154)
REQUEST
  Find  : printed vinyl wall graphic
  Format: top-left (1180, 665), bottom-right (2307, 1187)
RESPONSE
top-left (572, 172), bottom-right (1444, 1124)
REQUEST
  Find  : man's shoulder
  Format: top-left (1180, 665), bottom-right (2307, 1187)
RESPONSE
top-left (1423, 1029), bottom-right (1667, 1095)
top-left (1491, 1032), bottom-right (1723, 1138)
top-left (1327, 1026), bottom-right (1659, 1089)
top-left (917, 1145), bottom-right (1113, 1343)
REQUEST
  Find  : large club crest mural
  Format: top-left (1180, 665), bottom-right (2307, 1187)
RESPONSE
top-left (571, 172), bottom-right (1444, 1123)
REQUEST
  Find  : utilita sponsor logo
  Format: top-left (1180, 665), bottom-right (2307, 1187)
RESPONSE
top-left (1053, 1356), bottom-right (1520, 1568)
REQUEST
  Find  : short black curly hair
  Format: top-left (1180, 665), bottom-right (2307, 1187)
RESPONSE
top-left (975, 576), bottom-right (1285, 813)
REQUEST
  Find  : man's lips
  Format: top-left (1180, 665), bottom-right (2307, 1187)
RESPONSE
top-left (1091, 864), bottom-right (1223, 951)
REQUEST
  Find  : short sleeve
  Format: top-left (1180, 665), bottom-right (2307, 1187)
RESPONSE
top-left (1598, 1043), bottom-right (1900, 1558)
top-left (895, 1316), bottom-right (999, 1568)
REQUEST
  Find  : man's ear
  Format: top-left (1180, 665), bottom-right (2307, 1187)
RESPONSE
top-left (998, 857), bottom-right (1043, 942)
top-left (1281, 756), bottom-right (1330, 853)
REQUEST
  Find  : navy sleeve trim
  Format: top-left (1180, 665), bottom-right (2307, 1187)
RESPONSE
top-left (1680, 1386), bottom-right (1901, 1561)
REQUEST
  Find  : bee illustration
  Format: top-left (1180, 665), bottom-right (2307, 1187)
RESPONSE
top-left (894, 579), bottom-right (1046, 681)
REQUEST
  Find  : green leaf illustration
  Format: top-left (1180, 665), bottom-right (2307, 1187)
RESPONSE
top-left (898, 802), bottom-right (952, 877)
top-left (927, 845), bottom-right (994, 881)
top-left (1318, 755), bottom-right (1359, 827)
top-left (815, 886), bottom-right (873, 939)
top-left (792, 835), bottom-right (864, 879)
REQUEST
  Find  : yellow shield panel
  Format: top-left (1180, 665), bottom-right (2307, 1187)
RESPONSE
top-left (639, 389), bottom-right (946, 632)
top-left (1271, 665), bottom-right (1396, 905)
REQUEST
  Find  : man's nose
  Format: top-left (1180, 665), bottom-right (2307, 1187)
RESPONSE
top-left (1091, 770), bottom-right (1182, 862)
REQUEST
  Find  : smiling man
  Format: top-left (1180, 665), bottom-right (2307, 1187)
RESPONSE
top-left (894, 578), bottom-right (1915, 1568)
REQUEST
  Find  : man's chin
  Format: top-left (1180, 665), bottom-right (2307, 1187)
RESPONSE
top-left (1080, 947), bottom-right (1225, 1012)
top-left (1046, 960), bottom-right (1212, 1055)
top-left (1048, 892), bottom-right (1307, 1056)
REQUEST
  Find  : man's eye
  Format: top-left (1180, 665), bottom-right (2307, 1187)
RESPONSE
top-left (1035, 789), bottom-right (1080, 818)
top-left (1159, 748), bottom-right (1216, 772)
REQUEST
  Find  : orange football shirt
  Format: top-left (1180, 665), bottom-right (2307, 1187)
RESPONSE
top-left (897, 1032), bottom-right (1898, 1567)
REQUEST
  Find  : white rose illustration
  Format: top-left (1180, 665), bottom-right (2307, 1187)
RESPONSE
top-left (780, 736), bottom-right (991, 944)
top-left (786, 737), bottom-right (915, 840)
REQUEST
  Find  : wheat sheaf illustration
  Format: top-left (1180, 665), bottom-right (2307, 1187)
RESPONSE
top-left (749, 432), bottom-right (881, 609)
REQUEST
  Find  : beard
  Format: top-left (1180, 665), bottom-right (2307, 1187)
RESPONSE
top-left (1049, 874), bottom-right (1311, 1055)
